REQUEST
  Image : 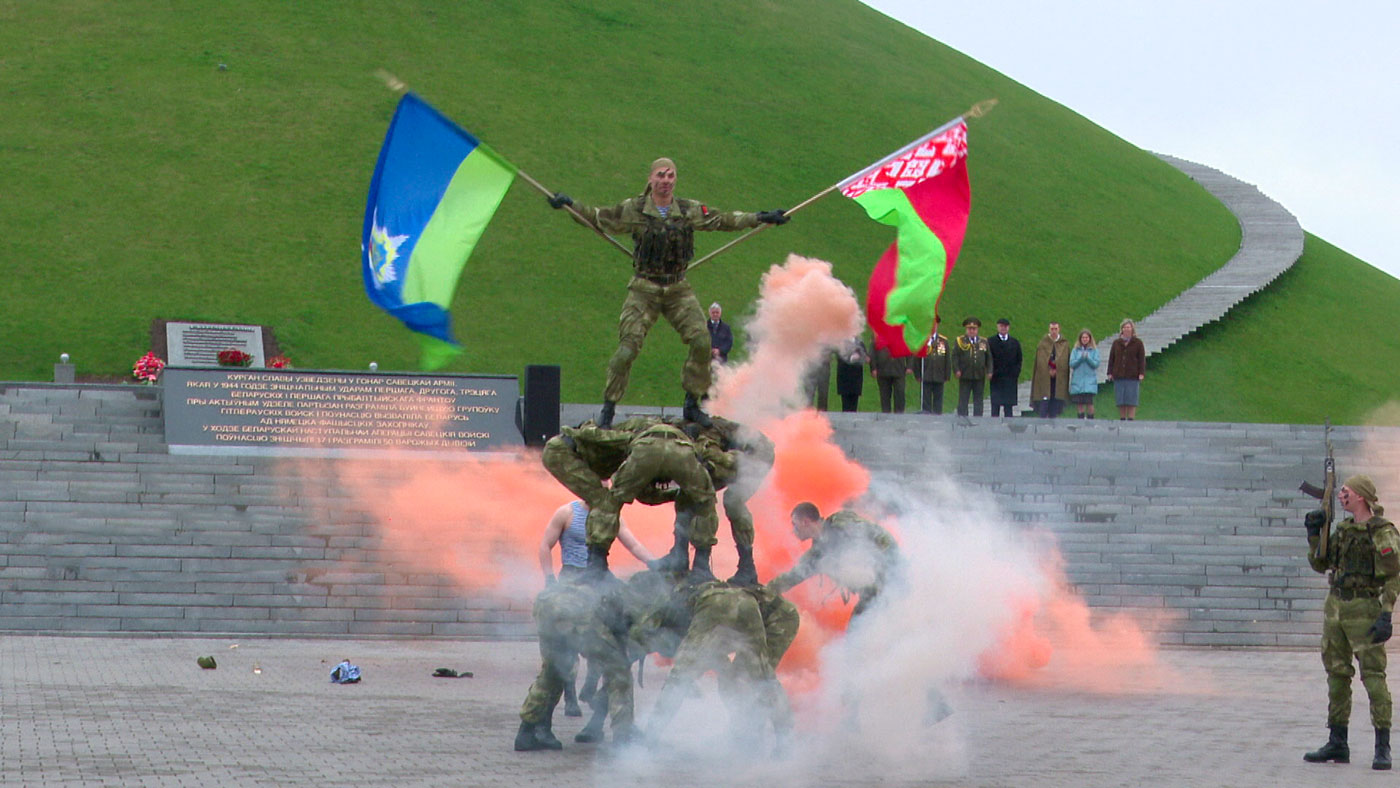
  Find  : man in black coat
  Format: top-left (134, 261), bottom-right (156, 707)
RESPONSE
top-left (988, 317), bottom-right (1022, 418)
top-left (834, 338), bottom-right (869, 412)
top-left (707, 302), bottom-right (734, 364)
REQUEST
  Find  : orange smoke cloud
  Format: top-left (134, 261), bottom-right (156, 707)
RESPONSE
top-left (287, 450), bottom-right (680, 598)
top-left (978, 546), bottom-right (1179, 693)
top-left (710, 254), bottom-right (862, 424)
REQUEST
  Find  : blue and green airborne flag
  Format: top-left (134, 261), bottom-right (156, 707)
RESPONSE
top-left (362, 93), bottom-right (516, 370)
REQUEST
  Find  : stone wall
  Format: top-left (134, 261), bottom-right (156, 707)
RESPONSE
top-left (4, 384), bottom-right (1398, 645)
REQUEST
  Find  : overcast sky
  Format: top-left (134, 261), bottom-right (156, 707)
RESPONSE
top-left (862, 0), bottom-right (1399, 281)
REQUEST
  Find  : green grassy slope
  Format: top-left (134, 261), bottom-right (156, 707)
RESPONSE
top-left (4, 0), bottom-right (1379, 423)
top-left (1110, 235), bottom-right (1400, 426)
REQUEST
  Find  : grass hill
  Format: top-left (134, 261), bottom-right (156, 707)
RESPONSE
top-left (2, 0), bottom-right (1395, 423)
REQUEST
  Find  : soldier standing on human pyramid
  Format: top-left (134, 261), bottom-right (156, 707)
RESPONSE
top-left (548, 157), bottom-right (790, 428)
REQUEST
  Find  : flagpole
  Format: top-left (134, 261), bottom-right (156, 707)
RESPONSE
top-left (686, 98), bottom-right (997, 273)
top-left (513, 170), bottom-right (634, 259)
top-left (374, 70), bottom-right (632, 260)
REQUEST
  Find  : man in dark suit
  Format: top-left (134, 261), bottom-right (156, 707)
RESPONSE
top-left (988, 317), bottom-right (1022, 417)
top-left (707, 302), bottom-right (734, 364)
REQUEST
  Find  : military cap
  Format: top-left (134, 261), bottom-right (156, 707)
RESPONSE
top-left (996, 318), bottom-right (1010, 326)
top-left (962, 316), bottom-right (981, 327)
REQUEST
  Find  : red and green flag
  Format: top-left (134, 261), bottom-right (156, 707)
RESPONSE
top-left (839, 118), bottom-right (970, 357)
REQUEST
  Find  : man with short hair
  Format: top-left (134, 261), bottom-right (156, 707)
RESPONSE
top-left (548, 159), bottom-right (788, 428)
top-left (1304, 475), bottom-right (1400, 770)
top-left (988, 318), bottom-right (1022, 417)
top-left (770, 502), bottom-right (900, 617)
top-left (870, 341), bottom-right (912, 414)
top-left (1031, 322), bottom-right (1069, 419)
top-left (707, 302), bottom-right (734, 364)
top-left (950, 317), bottom-right (992, 417)
top-left (912, 324), bottom-right (951, 415)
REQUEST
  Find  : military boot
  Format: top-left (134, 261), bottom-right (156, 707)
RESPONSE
top-left (649, 530), bottom-right (690, 573)
top-left (598, 400), bottom-right (616, 429)
top-left (1304, 725), bottom-right (1349, 763)
top-left (534, 720), bottom-right (563, 750)
top-left (585, 544), bottom-right (613, 583)
top-left (514, 720), bottom-right (547, 751)
top-left (728, 544), bottom-right (758, 587)
top-left (682, 393), bottom-right (713, 428)
top-left (1375, 728), bottom-right (1392, 770)
top-left (689, 544), bottom-right (716, 583)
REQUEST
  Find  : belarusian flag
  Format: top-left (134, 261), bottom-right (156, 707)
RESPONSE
top-left (838, 118), bottom-right (970, 357)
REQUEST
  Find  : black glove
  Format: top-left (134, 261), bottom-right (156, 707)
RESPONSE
top-left (548, 192), bottom-right (573, 209)
top-left (756, 209), bottom-right (789, 225)
top-left (1370, 611), bottom-right (1393, 644)
top-left (1304, 509), bottom-right (1326, 538)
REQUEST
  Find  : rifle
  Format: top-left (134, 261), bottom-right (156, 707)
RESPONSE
top-left (1298, 418), bottom-right (1335, 560)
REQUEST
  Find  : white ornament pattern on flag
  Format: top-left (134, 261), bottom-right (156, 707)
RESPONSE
top-left (840, 122), bottom-right (968, 199)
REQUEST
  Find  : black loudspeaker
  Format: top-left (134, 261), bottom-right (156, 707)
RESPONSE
top-left (520, 364), bottom-right (561, 446)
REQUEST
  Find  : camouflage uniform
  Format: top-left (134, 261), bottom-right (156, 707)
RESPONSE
top-left (582, 420), bottom-right (717, 551)
top-left (638, 579), bottom-right (798, 743)
top-left (572, 195), bottom-right (761, 402)
top-left (519, 581), bottom-right (637, 742)
top-left (541, 416), bottom-right (656, 510)
top-left (770, 510), bottom-right (900, 616)
top-left (1308, 513), bottom-right (1400, 729)
top-left (692, 416), bottom-right (776, 549)
top-left (542, 417), bottom-right (689, 551)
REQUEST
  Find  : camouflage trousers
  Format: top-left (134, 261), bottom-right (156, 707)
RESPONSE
top-left (588, 436), bottom-right (717, 550)
top-left (605, 277), bottom-right (712, 403)
top-left (540, 435), bottom-right (608, 510)
top-left (519, 585), bottom-right (635, 737)
top-left (712, 466), bottom-right (761, 548)
top-left (1321, 593), bottom-right (1392, 728)
top-left (647, 585), bottom-right (793, 739)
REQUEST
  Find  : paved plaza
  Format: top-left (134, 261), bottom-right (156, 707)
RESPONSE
top-left (0, 635), bottom-right (1389, 786)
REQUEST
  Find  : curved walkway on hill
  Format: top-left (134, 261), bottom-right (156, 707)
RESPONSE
top-left (1019, 155), bottom-right (1305, 404)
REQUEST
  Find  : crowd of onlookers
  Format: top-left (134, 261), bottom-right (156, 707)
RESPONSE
top-left (708, 304), bottom-right (1148, 421)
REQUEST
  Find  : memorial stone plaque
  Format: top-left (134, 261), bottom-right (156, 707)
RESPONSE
top-left (162, 367), bottom-right (521, 458)
top-left (166, 322), bottom-right (266, 367)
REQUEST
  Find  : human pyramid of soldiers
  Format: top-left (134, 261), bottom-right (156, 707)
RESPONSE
top-left (512, 158), bottom-right (900, 753)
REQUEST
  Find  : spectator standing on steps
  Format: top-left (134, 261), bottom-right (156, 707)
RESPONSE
top-left (1031, 322), bottom-right (1069, 419)
top-left (834, 338), bottom-right (869, 413)
top-left (1107, 319), bottom-right (1146, 421)
top-left (707, 302), bottom-right (733, 365)
top-left (987, 318), bottom-right (1022, 417)
top-left (912, 326), bottom-right (951, 415)
top-left (951, 317), bottom-right (991, 417)
top-left (870, 342), bottom-right (912, 414)
top-left (1068, 329), bottom-right (1099, 419)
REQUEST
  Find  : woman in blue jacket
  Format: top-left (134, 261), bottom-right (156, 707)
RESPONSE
top-left (1068, 330), bottom-right (1100, 419)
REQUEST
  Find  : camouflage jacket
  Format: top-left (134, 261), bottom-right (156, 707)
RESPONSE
top-left (691, 417), bottom-right (775, 490)
top-left (771, 510), bottom-right (900, 595)
top-left (572, 194), bottom-right (760, 281)
top-left (1309, 514), bottom-right (1400, 611)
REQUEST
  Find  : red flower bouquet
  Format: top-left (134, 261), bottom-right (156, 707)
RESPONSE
top-left (217, 349), bottom-right (253, 367)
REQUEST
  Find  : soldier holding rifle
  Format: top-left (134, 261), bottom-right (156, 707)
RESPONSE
top-left (1303, 474), bottom-right (1400, 770)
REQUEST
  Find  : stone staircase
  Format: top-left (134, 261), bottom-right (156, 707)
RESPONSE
top-left (0, 384), bottom-right (533, 637)
top-left (6, 384), bottom-right (1398, 646)
top-left (1017, 154), bottom-right (1305, 404)
top-left (827, 411), bottom-right (1400, 647)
